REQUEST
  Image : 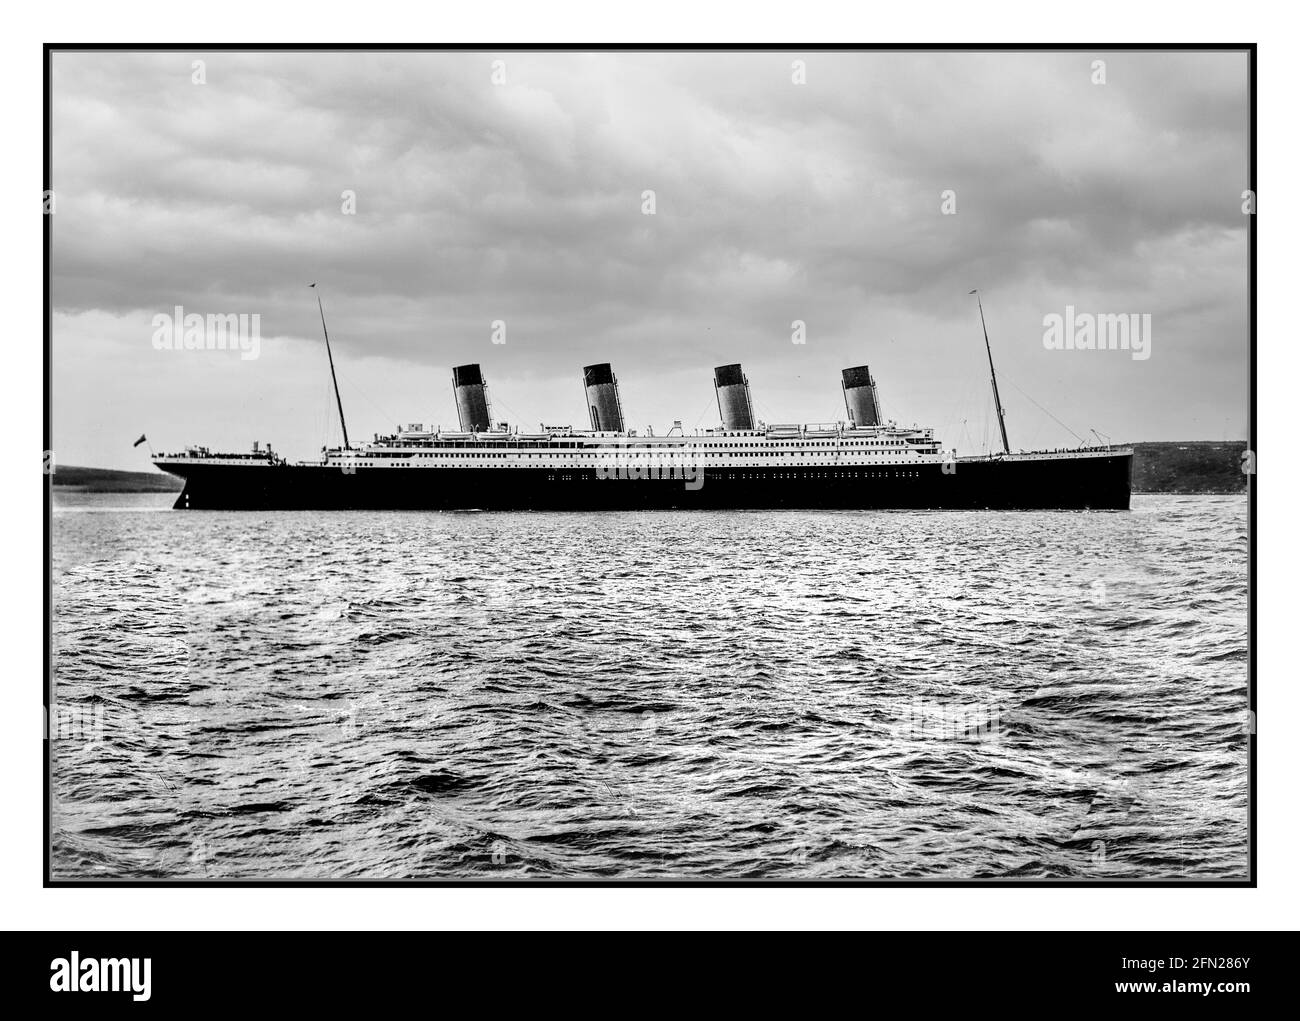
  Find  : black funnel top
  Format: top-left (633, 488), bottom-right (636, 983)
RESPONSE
top-left (714, 363), bottom-right (746, 387)
top-left (842, 365), bottom-right (874, 389)
top-left (583, 363), bottom-right (615, 386)
top-left (452, 363), bottom-right (484, 387)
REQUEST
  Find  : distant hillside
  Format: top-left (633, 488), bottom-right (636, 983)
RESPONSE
top-left (52, 465), bottom-right (183, 492)
top-left (1130, 441), bottom-right (1247, 494)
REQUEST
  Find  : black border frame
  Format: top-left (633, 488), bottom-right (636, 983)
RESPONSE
top-left (43, 42), bottom-right (1256, 889)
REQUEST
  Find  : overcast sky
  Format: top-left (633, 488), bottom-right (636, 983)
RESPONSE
top-left (51, 49), bottom-right (1249, 469)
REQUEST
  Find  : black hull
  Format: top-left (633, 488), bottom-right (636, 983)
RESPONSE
top-left (161, 454), bottom-right (1133, 511)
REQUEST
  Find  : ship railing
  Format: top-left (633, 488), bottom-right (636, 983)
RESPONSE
top-left (165, 449), bottom-right (279, 462)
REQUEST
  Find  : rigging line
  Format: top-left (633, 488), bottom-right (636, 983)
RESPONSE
top-left (958, 410), bottom-right (976, 456)
top-left (753, 394), bottom-right (787, 427)
top-left (1001, 377), bottom-right (1087, 445)
top-left (949, 372), bottom-right (979, 439)
top-left (318, 373), bottom-right (335, 451)
top-left (692, 387), bottom-right (718, 431)
top-left (875, 385), bottom-right (894, 425)
top-left (333, 367), bottom-right (397, 432)
top-left (487, 390), bottom-right (542, 432)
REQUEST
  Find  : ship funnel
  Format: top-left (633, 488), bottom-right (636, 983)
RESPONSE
top-left (713, 363), bottom-right (755, 431)
top-left (583, 363), bottom-right (625, 432)
top-left (841, 365), bottom-right (881, 427)
top-left (452, 363), bottom-right (493, 433)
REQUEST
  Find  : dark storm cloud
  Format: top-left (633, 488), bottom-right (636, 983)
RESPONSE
top-left (51, 49), bottom-right (1249, 468)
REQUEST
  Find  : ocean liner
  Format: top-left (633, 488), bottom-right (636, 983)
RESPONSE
top-left (154, 293), bottom-right (1132, 511)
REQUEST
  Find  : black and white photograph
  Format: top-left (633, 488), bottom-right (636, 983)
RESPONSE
top-left (10, 0), bottom-right (1300, 983)
top-left (42, 42), bottom-right (1255, 890)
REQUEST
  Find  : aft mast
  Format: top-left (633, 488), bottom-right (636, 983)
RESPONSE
top-left (310, 283), bottom-right (350, 449)
top-left (970, 289), bottom-right (1010, 455)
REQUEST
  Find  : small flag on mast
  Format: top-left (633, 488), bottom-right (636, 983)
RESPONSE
top-left (133, 434), bottom-right (147, 448)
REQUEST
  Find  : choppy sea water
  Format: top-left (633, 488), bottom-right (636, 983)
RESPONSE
top-left (49, 492), bottom-right (1250, 880)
